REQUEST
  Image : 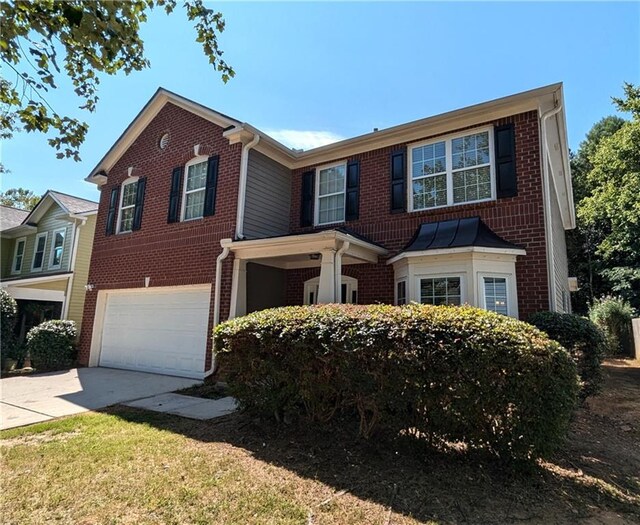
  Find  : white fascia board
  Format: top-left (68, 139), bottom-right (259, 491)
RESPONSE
top-left (85, 89), bottom-right (239, 184)
top-left (1, 272), bottom-right (72, 287)
top-left (1, 224), bottom-right (37, 239)
top-left (387, 246), bottom-right (527, 265)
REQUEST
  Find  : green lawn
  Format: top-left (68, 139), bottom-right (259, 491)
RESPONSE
top-left (2, 362), bottom-right (639, 524)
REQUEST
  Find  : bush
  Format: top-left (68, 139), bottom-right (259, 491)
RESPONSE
top-left (26, 320), bottom-right (77, 370)
top-left (589, 296), bottom-right (636, 355)
top-left (528, 312), bottom-right (605, 399)
top-left (1, 289), bottom-right (18, 360)
top-left (215, 304), bottom-right (579, 462)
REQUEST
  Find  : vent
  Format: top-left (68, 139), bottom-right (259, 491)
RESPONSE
top-left (159, 133), bottom-right (170, 150)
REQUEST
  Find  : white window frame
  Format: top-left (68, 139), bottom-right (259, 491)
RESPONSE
top-left (314, 161), bottom-right (347, 226)
top-left (478, 272), bottom-right (517, 318)
top-left (48, 227), bottom-right (67, 269)
top-left (408, 126), bottom-right (496, 212)
top-left (31, 232), bottom-right (48, 272)
top-left (116, 177), bottom-right (139, 234)
top-left (181, 155), bottom-right (209, 222)
top-left (416, 273), bottom-right (466, 306)
top-left (12, 237), bottom-right (27, 275)
top-left (303, 275), bottom-right (358, 305)
top-left (395, 279), bottom-right (407, 305)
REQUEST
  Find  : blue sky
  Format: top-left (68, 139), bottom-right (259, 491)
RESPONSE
top-left (1, 1), bottom-right (638, 202)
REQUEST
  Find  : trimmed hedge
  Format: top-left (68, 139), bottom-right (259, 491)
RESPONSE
top-left (215, 304), bottom-right (579, 461)
top-left (528, 311), bottom-right (606, 399)
top-left (26, 320), bottom-right (77, 370)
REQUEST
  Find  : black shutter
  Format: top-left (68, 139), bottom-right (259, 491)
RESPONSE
top-left (167, 167), bottom-right (183, 223)
top-left (105, 187), bottom-right (119, 236)
top-left (495, 124), bottom-right (517, 198)
top-left (132, 177), bottom-right (146, 231)
top-left (390, 149), bottom-right (406, 213)
top-left (203, 155), bottom-right (219, 217)
top-left (300, 170), bottom-right (315, 227)
top-left (345, 160), bottom-right (360, 221)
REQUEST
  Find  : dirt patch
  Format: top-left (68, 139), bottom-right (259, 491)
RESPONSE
top-left (176, 381), bottom-right (228, 400)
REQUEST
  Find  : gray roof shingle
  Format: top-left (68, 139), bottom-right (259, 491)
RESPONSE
top-left (0, 205), bottom-right (30, 231)
top-left (50, 191), bottom-right (98, 214)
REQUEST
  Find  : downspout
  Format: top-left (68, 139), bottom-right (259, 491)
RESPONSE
top-left (540, 97), bottom-right (562, 312)
top-left (205, 245), bottom-right (231, 378)
top-left (235, 134), bottom-right (260, 240)
top-left (334, 241), bottom-right (350, 302)
top-left (62, 216), bottom-right (87, 319)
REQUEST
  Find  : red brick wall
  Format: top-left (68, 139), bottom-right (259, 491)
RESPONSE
top-left (287, 111), bottom-right (548, 318)
top-left (78, 103), bottom-right (241, 368)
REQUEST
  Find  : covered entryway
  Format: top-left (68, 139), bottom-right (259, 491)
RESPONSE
top-left (92, 285), bottom-right (211, 379)
top-left (221, 229), bottom-right (388, 318)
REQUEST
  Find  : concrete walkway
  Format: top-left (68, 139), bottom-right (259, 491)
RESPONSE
top-left (0, 368), bottom-right (201, 430)
top-left (124, 393), bottom-right (237, 420)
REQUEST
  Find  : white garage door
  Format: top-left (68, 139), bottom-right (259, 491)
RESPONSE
top-left (98, 286), bottom-right (211, 378)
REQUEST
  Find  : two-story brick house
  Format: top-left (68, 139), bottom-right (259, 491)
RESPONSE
top-left (79, 83), bottom-right (574, 379)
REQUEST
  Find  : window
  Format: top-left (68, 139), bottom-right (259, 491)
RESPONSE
top-left (316, 162), bottom-right (346, 225)
top-left (48, 228), bottom-right (66, 269)
top-left (420, 277), bottom-right (461, 305)
top-left (396, 280), bottom-right (407, 305)
top-left (304, 275), bottom-right (357, 304)
top-left (410, 127), bottom-right (493, 211)
top-left (12, 237), bottom-right (26, 274)
top-left (117, 179), bottom-right (138, 233)
top-left (183, 157), bottom-right (208, 220)
top-left (31, 232), bottom-right (48, 271)
top-left (483, 277), bottom-right (508, 315)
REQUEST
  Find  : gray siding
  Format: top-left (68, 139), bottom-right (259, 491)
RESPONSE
top-left (243, 149), bottom-right (291, 239)
top-left (550, 180), bottom-right (571, 313)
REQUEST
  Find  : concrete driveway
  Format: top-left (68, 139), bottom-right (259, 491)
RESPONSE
top-left (0, 368), bottom-right (201, 430)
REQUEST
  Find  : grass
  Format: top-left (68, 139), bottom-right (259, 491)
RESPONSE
top-left (2, 360), bottom-right (639, 524)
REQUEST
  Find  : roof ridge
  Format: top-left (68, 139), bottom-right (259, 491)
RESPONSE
top-left (49, 189), bottom-right (98, 204)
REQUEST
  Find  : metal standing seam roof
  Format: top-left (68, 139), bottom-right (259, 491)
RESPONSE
top-left (403, 217), bottom-right (524, 252)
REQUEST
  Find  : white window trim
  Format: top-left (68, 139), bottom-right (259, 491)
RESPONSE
top-left (31, 232), bottom-right (48, 272)
top-left (303, 275), bottom-right (358, 305)
top-left (478, 272), bottom-right (517, 318)
top-left (181, 155), bottom-right (209, 222)
top-left (314, 160), bottom-right (347, 227)
top-left (48, 227), bottom-right (67, 269)
top-left (416, 273), bottom-right (466, 305)
top-left (408, 125), bottom-right (496, 212)
top-left (116, 177), bottom-right (139, 234)
top-left (11, 237), bottom-right (27, 275)
top-left (395, 279), bottom-right (407, 305)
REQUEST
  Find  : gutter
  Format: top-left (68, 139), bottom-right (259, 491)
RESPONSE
top-left (206, 245), bottom-right (231, 378)
top-left (234, 134), bottom-right (260, 239)
top-left (540, 96), bottom-right (563, 313)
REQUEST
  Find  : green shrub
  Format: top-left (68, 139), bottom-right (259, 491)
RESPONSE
top-left (26, 320), bottom-right (77, 370)
top-left (589, 296), bottom-right (636, 355)
top-left (528, 311), bottom-right (605, 399)
top-left (1, 289), bottom-right (18, 360)
top-left (215, 304), bottom-right (579, 462)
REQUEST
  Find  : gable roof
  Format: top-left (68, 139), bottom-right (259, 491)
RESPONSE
top-left (48, 190), bottom-right (98, 215)
top-left (0, 205), bottom-right (29, 232)
top-left (403, 217), bottom-right (523, 252)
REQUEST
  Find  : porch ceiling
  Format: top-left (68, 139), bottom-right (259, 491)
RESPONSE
top-left (221, 229), bottom-right (387, 270)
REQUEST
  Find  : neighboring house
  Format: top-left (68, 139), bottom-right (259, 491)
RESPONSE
top-left (79, 83), bottom-right (574, 379)
top-left (0, 191), bottom-right (98, 340)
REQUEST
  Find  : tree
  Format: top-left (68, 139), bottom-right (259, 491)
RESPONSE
top-left (0, 187), bottom-right (40, 210)
top-left (1, 1), bottom-right (234, 162)
top-left (571, 83), bottom-right (640, 311)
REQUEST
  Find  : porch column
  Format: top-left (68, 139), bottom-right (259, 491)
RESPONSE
top-left (229, 258), bottom-right (247, 318)
top-left (317, 249), bottom-right (336, 303)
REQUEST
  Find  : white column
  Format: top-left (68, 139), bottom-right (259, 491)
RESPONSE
top-left (317, 249), bottom-right (336, 303)
top-left (229, 258), bottom-right (247, 318)
top-left (334, 241), bottom-right (349, 303)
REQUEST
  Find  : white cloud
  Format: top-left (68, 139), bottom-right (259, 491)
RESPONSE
top-left (265, 129), bottom-right (345, 151)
